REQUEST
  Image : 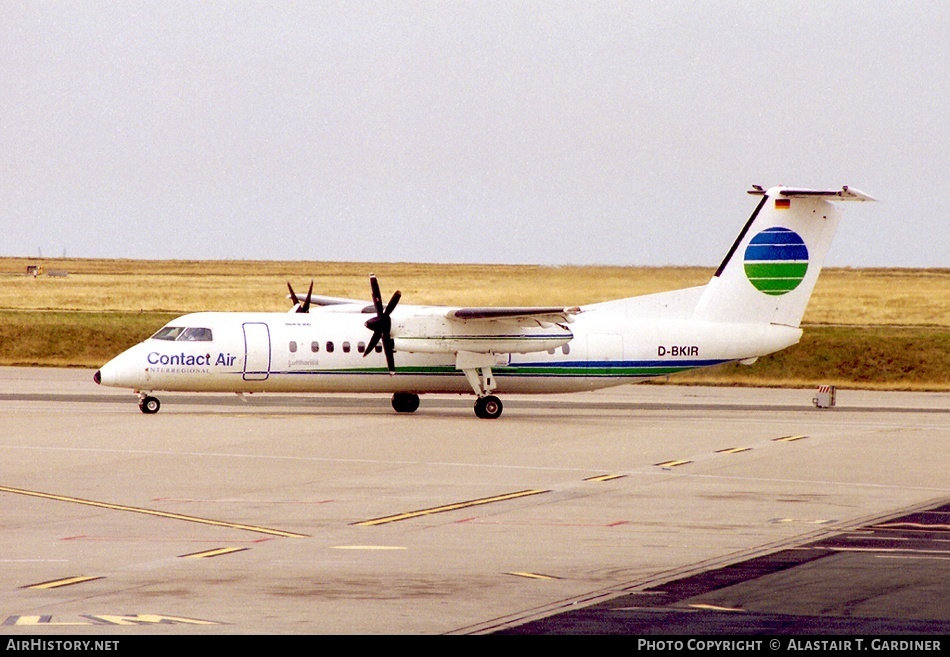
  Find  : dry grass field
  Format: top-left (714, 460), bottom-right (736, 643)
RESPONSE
top-left (0, 257), bottom-right (947, 389)
top-left (1, 257), bottom-right (948, 323)
top-left (0, 258), bottom-right (713, 312)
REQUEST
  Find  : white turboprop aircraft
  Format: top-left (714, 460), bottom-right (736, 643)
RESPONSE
top-left (95, 185), bottom-right (874, 418)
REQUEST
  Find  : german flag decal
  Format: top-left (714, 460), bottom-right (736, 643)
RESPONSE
top-left (775, 198), bottom-right (791, 209)
top-left (743, 227), bottom-right (809, 295)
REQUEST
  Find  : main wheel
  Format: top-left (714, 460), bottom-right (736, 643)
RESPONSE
top-left (474, 395), bottom-right (503, 419)
top-left (391, 392), bottom-right (420, 413)
top-left (139, 396), bottom-right (161, 414)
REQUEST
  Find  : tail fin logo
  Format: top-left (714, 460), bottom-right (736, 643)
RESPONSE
top-left (743, 227), bottom-right (809, 296)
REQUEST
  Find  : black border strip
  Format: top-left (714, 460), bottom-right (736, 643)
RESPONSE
top-left (713, 194), bottom-right (769, 278)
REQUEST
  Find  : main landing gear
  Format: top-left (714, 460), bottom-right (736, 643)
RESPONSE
top-left (391, 391), bottom-right (503, 418)
top-left (458, 351), bottom-right (504, 420)
top-left (391, 392), bottom-right (420, 413)
top-left (474, 395), bottom-right (503, 419)
top-left (138, 393), bottom-right (160, 414)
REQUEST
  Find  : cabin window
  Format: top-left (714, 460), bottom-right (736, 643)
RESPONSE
top-left (342, 341), bottom-right (351, 353)
top-left (311, 341), bottom-right (320, 353)
top-left (547, 348), bottom-right (555, 355)
top-left (151, 326), bottom-right (213, 342)
top-left (179, 327), bottom-right (213, 342)
top-left (326, 341), bottom-right (334, 353)
top-left (289, 341), bottom-right (297, 353)
top-left (562, 344), bottom-right (571, 355)
top-left (375, 343), bottom-right (383, 353)
top-left (151, 327), bottom-right (185, 341)
top-left (357, 341), bottom-right (366, 353)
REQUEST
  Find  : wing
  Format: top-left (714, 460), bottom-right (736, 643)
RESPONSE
top-left (390, 306), bottom-right (579, 355)
top-left (446, 306), bottom-right (581, 324)
top-left (307, 294), bottom-right (369, 307)
top-left (286, 293), bottom-right (374, 314)
top-left (287, 277), bottom-right (579, 355)
top-left (300, 295), bottom-right (581, 323)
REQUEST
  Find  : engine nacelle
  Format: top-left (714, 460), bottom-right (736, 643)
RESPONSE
top-left (391, 316), bottom-right (572, 354)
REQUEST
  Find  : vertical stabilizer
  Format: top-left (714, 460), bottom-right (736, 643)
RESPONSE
top-left (694, 186), bottom-right (874, 327)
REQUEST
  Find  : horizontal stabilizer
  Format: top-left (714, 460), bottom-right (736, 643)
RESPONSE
top-left (748, 185), bottom-right (877, 202)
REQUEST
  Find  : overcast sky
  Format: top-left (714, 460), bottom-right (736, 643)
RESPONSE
top-left (1, 1), bottom-right (947, 267)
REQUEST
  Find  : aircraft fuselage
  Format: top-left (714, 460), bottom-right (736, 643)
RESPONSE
top-left (94, 185), bottom-right (874, 418)
top-left (97, 309), bottom-right (801, 396)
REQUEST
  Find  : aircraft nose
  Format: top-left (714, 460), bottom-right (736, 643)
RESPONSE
top-left (94, 361), bottom-right (121, 387)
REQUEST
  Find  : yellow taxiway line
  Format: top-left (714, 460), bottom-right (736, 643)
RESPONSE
top-left (655, 459), bottom-right (692, 468)
top-left (0, 485), bottom-right (308, 538)
top-left (507, 572), bottom-right (560, 580)
top-left (354, 489), bottom-right (549, 526)
top-left (585, 473), bottom-right (627, 482)
top-left (181, 547), bottom-right (250, 559)
top-left (23, 576), bottom-right (103, 590)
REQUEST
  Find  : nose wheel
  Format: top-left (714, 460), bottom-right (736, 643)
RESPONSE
top-left (138, 395), bottom-right (161, 414)
top-left (474, 395), bottom-right (503, 419)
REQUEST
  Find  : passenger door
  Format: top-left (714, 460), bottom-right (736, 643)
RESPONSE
top-left (242, 322), bottom-right (271, 381)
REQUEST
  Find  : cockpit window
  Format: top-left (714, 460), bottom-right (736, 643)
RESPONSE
top-left (151, 326), bottom-right (185, 341)
top-left (150, 327), bottom-right (213, 342)
top-left (179, 327), bottom-right (213, 341)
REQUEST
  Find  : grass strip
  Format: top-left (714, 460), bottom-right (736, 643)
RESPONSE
top-left (0, 311), bottom-right (176, 368)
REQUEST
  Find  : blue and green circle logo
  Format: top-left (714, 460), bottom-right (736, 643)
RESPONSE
top-left (743, 227), bottom-right (809, 296)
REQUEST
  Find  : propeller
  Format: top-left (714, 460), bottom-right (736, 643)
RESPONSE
top-left (363, 274), bottom-right (400, 373)
top-left (287, 280), bottom-right (314, 313)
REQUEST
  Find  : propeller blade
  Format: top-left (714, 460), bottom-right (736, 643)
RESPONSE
top-left (383, 336), bottom-right (395, 373)
top-left (363, 275), bottom-right (398, 374)
top-left (301, 280), bottom-right (313, 313)
top-left (288, 281), bottom-right (314, 313)
top-left (383, 290), bottom-right (401, 317)
top-left (364, 331), bottom-right (382, 357)
top-left (369, 275), bottom-right (384, 315)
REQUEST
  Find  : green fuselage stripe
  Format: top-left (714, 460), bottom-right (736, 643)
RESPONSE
top-left (275, 359), bottom-right (726, 378)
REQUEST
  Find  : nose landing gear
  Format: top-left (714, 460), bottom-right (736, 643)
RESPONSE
top-left (138, 394), bottom-right (161, 414)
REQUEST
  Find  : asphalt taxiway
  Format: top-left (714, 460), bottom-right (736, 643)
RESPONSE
top-left (0, 367), bottom-right (947, 634)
